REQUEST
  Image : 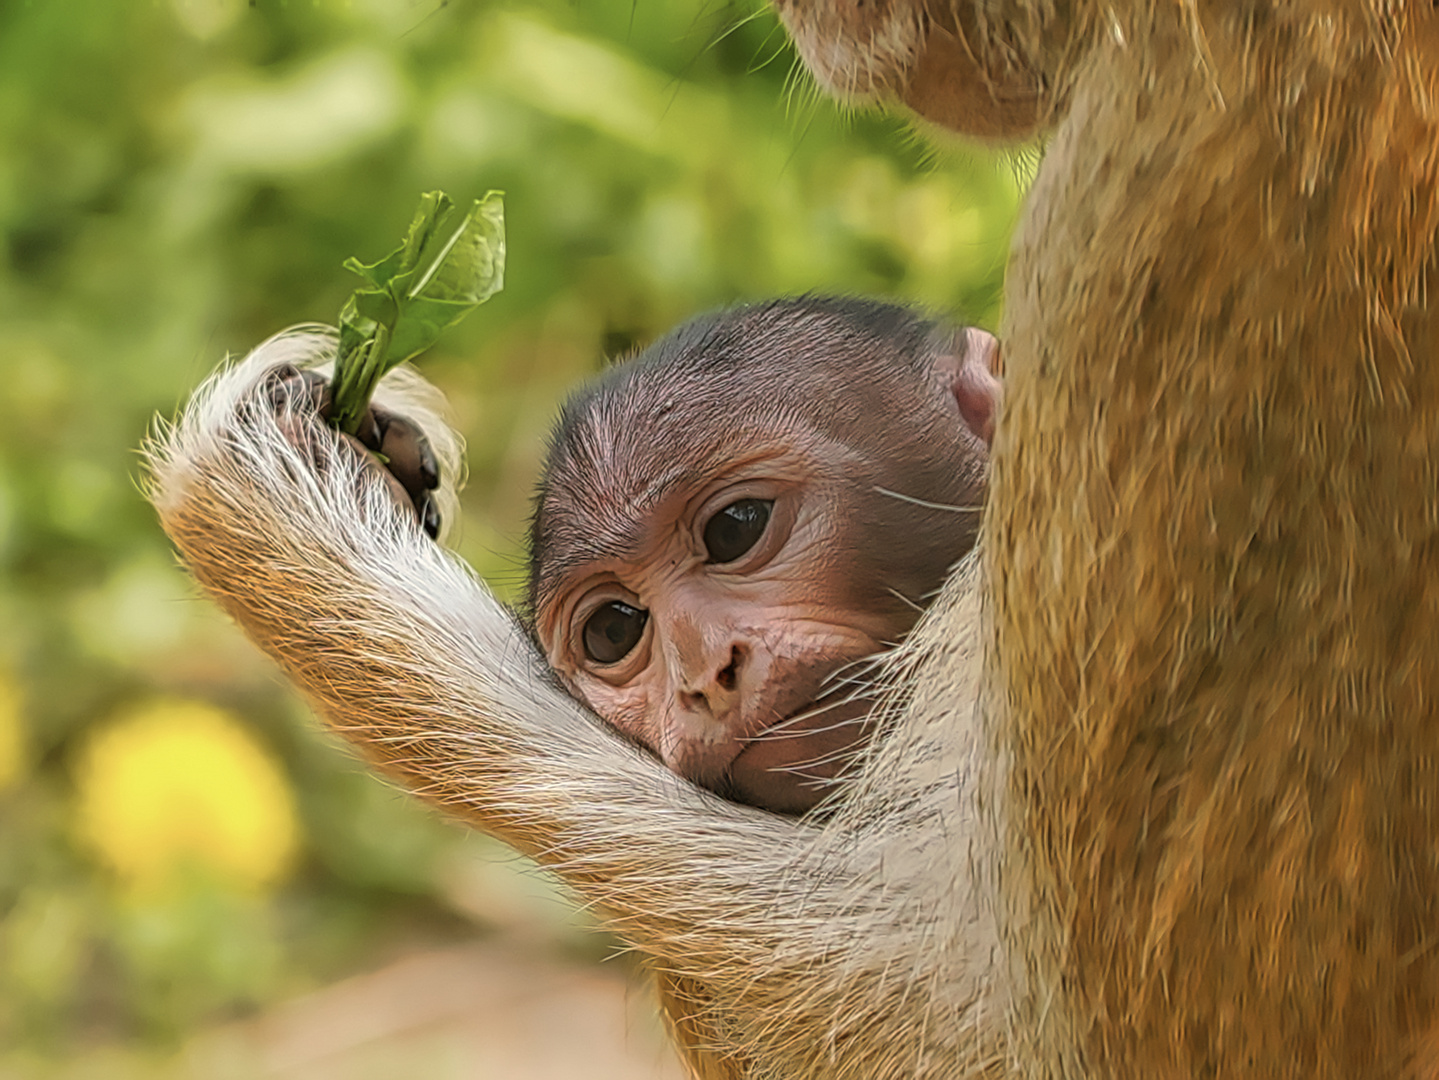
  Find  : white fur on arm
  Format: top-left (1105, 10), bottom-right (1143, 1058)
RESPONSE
top-left (145, 331), bottom-right (1002, 1078)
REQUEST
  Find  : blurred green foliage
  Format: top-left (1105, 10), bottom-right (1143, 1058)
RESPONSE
top-left (0, 0), bottom-right (1021, 1065)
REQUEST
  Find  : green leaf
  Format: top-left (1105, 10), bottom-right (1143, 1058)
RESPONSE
top-left (342, 191), bottom-right (454, 291)
top-left (329, 190), bottom-right (505, 434)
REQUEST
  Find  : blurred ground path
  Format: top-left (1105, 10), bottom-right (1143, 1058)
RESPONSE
top-left (190, 943), bottom-right (686, 1080)
top-left (1, 942), bottom-right (686, 1080)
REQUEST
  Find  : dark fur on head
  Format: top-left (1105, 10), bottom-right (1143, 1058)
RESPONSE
top-left (528, 295), bottom-right (986, 622)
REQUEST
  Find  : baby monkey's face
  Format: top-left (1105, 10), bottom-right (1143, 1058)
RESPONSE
top-left (531, 300), bottom-right (999, 815)
top-left (538, 434), bottom-right (926, 815)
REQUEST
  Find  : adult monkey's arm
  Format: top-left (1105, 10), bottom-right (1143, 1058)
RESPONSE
top-left (148, 339), bottom-right (1001, 1080)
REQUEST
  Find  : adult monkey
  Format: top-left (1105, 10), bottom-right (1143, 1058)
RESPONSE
top-left (149, 4), bottom-right (1439, 1080)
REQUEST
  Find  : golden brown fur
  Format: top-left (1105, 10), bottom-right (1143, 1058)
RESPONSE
top-left (993, 6), bottom-right (1439, 1076)
top-left (149, 2), bottom-right (1439, 1077)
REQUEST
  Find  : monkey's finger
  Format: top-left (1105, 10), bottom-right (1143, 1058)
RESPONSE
top-left (345, 405), bottom-right (385, 456)
top-left (267, 369), bottom-right (333, 461)
top-left (265, 366), bottom-right (329, 416)
top-left (416, 492), bottom-right (441, 540)
top-left (263, 364), bottom-right (300, 403)
top-left (373, 412), bottom-right (441, 504)
top-left (338, 432), bottom-right (431, 530)
top-left (267, 370), bottom-right (391, 452)
top-left (266, 372), bottom-right (438, 537)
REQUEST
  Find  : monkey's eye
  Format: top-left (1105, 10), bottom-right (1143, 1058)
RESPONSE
top-left (582, 601), bottom-right (649, 665)
top-left (703, 498), bottom-right (773, 564)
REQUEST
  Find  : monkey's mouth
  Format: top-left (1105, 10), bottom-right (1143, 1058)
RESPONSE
top-left (726, 692), bottom-right (878, 816)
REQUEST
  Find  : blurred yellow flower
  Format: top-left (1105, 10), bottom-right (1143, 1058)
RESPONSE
top-left (74, 700), bottom-right (300, 892)
top-left (0, 671), bottom-right (25, 790)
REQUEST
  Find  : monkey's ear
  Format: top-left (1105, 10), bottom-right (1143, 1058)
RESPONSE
top-left (937, 327), bottom-right (1002, 448)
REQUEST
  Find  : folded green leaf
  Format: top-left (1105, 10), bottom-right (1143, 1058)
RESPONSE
top-left (329, 190), bottom-right (505, 434)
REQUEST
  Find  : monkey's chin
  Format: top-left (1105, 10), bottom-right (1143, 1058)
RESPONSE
top-left (726, 697), bottom-right (876, 817)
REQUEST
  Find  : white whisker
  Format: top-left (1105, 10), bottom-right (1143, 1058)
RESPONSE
top-left (873, 486), bottom-right (982, 513)
top-left (767, 735), bottom-right (881, 775)
top-left (751, 691), bottom-right (878, 741)
top-left (888, 587), bottom-right (925, 613)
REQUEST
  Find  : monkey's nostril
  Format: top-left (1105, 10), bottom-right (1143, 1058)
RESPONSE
top-left (716, 646), bottom-right (743, 692)
top-left (677, 646), bottom-right (745, 715)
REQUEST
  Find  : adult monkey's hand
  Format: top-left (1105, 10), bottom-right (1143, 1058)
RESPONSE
top-left (267, 365), bottom-right (444, 539)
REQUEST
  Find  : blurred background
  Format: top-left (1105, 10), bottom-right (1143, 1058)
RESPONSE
top-left (0, 0), bottom-right (1022, 1075)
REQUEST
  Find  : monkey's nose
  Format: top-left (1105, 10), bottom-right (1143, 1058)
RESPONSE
top-left (678, 644), bottom-right (745, 718)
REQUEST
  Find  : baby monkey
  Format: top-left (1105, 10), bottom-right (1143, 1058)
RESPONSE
top-left (531, 297), bottom-right (998, 815)
top-left (283, 296), bottom-right (998, 816)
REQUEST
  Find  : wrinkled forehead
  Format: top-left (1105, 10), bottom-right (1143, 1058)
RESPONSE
top-left (530, 300), bottom-right (947, 609)
top-left (539, 381), bottom-right (824, 565)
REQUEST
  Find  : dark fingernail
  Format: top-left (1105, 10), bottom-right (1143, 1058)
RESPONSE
top-left (418, 439), bottom-right (440, 490)
top-left (419, 493), bottom-right (441, 540)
